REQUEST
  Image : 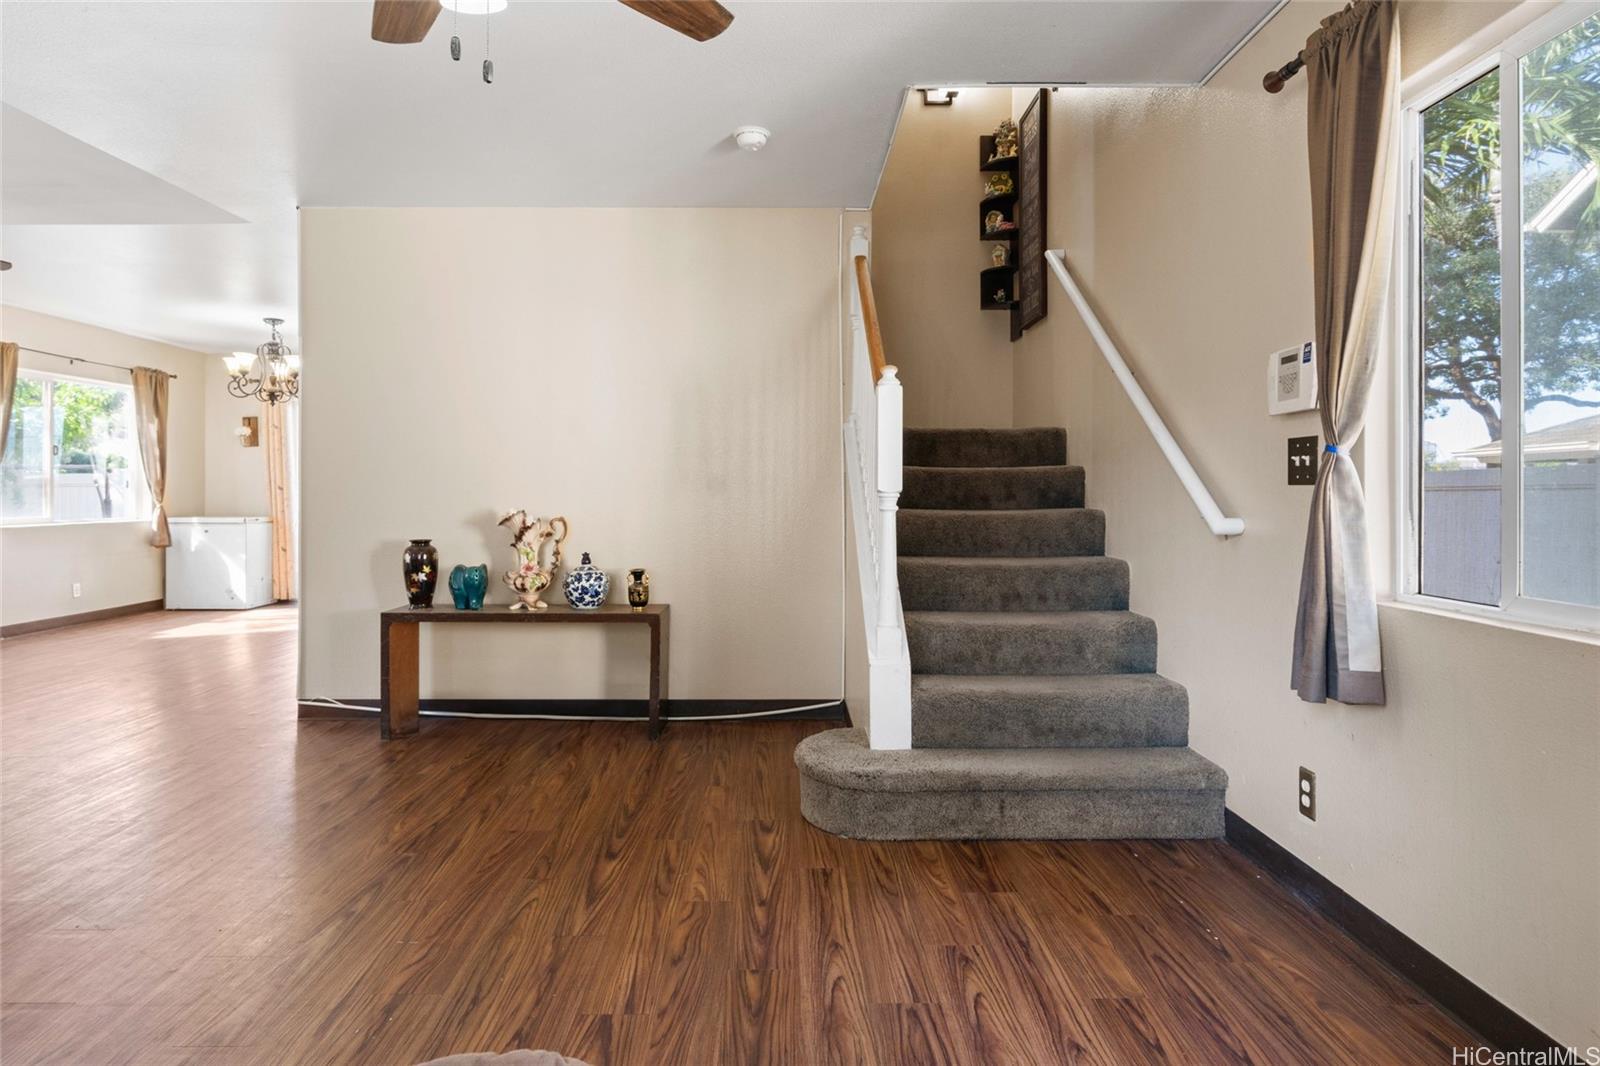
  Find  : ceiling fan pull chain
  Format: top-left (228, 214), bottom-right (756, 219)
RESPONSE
top-left (482, 6), bottom-right (493, 84)
top-left (449, 0), bottom-right (460, 60)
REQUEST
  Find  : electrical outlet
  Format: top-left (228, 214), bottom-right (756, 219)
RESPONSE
top-left (1298, 766), bottom-right (1317, 821)
top-left (71, 582), bottom-right (82, 599)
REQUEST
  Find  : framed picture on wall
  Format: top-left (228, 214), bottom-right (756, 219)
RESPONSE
top-left (1013, 88), bottom-right (1049, 340)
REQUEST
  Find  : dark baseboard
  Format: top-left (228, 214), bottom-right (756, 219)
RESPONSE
top-left (1224, 809), bottom-right (1559, 1054)
top-left (298, 697), bottom-right (849, 724)
top-left (0, 599), bottom-right (164, 638)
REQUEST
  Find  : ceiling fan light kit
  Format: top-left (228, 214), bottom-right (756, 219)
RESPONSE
top-left (370, 0), bottom-right (734, 57)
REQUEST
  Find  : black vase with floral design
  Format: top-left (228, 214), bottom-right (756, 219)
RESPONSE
top-left (403, 539), bottom-right (439, 607)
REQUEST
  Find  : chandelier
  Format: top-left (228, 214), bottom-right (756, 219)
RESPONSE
top-left (225, 318), bottom-right (300, 405)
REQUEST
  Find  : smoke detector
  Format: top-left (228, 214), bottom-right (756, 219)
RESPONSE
top-left (732, 126), bottom-right (770, 152)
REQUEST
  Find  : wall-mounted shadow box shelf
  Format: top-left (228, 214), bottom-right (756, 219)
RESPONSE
top-left (979, 134), bottom-right (1019, 173)
top-left (979, 193), bottom-right (1019, 239)
top-left (979, 133), bottom-right (1021, 309)
top-left (980, 265), bottom-right (1018, 310)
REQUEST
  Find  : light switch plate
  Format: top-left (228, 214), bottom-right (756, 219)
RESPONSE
top-left (1288, 436), bottom-right (1319, 486)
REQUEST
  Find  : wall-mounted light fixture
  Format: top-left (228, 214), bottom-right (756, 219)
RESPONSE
top-left (236, 416), bottom-right (260, 448)
top-left (919, 88), bottom-right (959, 107)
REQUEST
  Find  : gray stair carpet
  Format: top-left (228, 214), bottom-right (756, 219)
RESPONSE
top-left (902, 427), bottom-right (1067, 468)
top-left (797, 426), bottom-right (1225, 840)
top-left (901, 465), bottom-right (1085, 510)
top-left (899, 556), bottom-right (1129, 612)
top-left (898, 508), bottom-right (1105, 558)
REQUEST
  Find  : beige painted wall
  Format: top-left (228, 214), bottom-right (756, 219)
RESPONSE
top-left (873, 88), bottom-right (1016, 428)
top-left (203, 359), bottom-right (272, 518)
top-left (299, 207), bottom-right (845, 703)
top-left (1009, 1), bottom-right (1598, 1046)
top-left (0, 305), bottom-right (209, 626)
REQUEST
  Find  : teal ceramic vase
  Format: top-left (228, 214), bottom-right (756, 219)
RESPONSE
top-left (449, 563), bottom-right (488, 610)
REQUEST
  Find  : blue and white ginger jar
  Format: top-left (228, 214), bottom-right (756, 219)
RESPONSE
top-left (563, 552), bottom-right (609, 609)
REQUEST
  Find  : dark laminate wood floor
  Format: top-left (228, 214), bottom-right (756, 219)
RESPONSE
top-left (1, 607), bottom-right (1478, 1065)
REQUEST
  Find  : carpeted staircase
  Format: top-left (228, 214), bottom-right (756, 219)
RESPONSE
top-left (796, 427), bottom-right (1226, 839)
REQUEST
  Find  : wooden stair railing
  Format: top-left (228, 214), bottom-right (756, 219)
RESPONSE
top-left (854, 253), bottom-right (890, 382)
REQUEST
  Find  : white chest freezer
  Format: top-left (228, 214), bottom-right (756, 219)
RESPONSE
top-left (165, 517), bottom-right (275, 610)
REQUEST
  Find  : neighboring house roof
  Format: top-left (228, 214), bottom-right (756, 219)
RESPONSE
top-left (1456, 412), bottom-right (1600, 464)
top-left (1526, 162), bottom-right (1598, 234)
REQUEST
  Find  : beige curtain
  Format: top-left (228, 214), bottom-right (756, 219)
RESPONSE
top-left (262, 399), bottom-right (295, 600)
top-left (129, 367), bottom-right (172, 548)
top-left (0, 342), bottom-right (17, 462)
top-left (1291, 0), bottom-right (1398, 705)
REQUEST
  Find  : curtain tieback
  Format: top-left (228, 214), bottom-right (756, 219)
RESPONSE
top-left (1325, 443), bottom-right (1343, 455)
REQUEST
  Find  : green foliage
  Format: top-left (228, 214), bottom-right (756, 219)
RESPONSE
top-left (1420, 183), bottom-right (1503, 435)
top-left (1423, 18), bottom-right (1600, 225)
top-left (11, 377), bottom-right (43, 407)
top-left (3, 377), bottom-right (130, 517)
top-left (1421, 15), bottom-right (1600, 443)
top-left (52, 381), bottom-right (128, 461)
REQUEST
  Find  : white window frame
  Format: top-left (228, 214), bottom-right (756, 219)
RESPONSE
top-left (0, 368), bottom-right (148, 527)
top-left (1394, 0), bottom-right (1600, 635)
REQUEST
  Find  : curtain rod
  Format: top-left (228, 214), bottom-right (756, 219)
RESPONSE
top-left (16, 346), bottom-right (178, 380)
top-left (1263, 55), bottom-right (1305, 93)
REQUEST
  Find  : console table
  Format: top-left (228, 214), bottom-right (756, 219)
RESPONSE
top-left (380, 604), bottom-right (670, 740)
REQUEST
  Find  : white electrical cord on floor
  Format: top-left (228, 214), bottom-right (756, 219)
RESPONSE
top-left (298, 697), bottom-right (841, 723)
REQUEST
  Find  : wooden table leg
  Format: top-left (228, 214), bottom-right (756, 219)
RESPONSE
top-left (648, 615), bottom-right (668, 740)
top-left (381, 619), bottom-right (420, 740)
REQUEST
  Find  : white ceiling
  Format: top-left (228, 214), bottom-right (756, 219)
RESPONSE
top-left (0, 0), bottom-right (1278, 353)
top-left (2, 105), bottom-right (244, 225)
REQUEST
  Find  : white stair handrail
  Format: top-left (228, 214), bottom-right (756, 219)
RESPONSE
top-left (1044, 249), bottom-right (1245, 538)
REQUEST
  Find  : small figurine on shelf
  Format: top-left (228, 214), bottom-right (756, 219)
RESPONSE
top-left (984, 212), bottom-right (1017, 237)
top-left (990, 118), bottom-right (1019, 161)
top-left (993, 288), bottom-right (1010, 305)
top-left (990, 244), bottom-right (1009, 268)
top-left (448, 564), bottom-right (488, 610)
top-left (983, 172), bottom-right (1014, 199)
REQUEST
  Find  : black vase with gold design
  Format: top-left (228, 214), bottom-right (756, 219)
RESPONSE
top-left (627, 568), bottom-right (650, 612)
top-left (403, 539), bottom-right (439, 607)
